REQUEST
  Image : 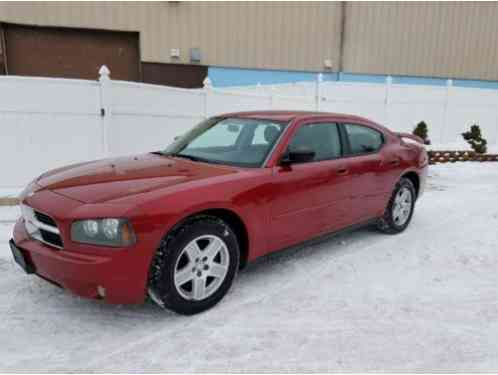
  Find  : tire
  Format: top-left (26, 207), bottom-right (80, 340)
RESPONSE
top-left (148, 215), bottom-right (240, 315)
top-left (377, 178), bottom-right (416, 234)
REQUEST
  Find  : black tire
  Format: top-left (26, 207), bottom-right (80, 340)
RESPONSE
top-left (377, 177), bottom-right (416, 234)
top-left (148, 215), bottom-right (240, 315)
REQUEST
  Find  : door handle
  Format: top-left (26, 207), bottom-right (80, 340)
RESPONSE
top-left (388, 159), bottom-right (400, 166)
top-left (337, 168), bottom-right (349, 176)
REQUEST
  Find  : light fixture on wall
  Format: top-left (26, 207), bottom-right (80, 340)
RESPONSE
top-left (323, 59), bottom-right (333, 70)
top-left (170, 48), bottom-right (180, 59)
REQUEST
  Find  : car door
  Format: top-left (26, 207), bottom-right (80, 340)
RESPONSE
top-left (269, 121), bottom-right (352, 249)
top-left (341, 123), bottom-right (391, 222)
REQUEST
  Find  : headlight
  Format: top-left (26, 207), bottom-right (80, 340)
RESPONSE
top-left (71, 218), bottom-right (136, 247)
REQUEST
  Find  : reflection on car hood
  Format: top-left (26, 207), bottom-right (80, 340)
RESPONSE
top-left (35, 153), bottom-right (238, 203)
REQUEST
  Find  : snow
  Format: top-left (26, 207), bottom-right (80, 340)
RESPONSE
top-left (0, 205), bottom-right (20, 224)
top-left (1, 163), bottom-right (498, 371)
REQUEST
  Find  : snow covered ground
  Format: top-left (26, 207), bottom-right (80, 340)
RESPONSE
top-left (1, 163), bottom-right (498, 372)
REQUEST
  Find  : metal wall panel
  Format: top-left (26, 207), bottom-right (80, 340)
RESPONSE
top-left (343, 2), bottom-right (498, 80)
top-left (2, 2), bottom-right (498, 80)
top-left (0, 1), bottom-right (343, 72)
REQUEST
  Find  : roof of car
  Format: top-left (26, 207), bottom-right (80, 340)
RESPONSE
top-left (219, 110), bottom-right (382, 126)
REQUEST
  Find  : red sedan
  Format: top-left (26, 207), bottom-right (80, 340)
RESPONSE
top-left (10, 111), bottom-right (428, 315)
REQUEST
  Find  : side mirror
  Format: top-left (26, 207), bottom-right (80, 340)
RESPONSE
top-left (280, 148), bottom-right (315, 165)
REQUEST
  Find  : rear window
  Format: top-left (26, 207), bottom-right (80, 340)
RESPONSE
top-left (344, 124), bottom-right (384, 155)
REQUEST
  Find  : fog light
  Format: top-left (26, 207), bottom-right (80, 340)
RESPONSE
top-left (97, 285), bottom-right (106, 298)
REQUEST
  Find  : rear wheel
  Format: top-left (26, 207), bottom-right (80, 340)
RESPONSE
top-left (377, 178), bottom-right (416, 234)
top-left (148, 216), bottom-right (240, 315)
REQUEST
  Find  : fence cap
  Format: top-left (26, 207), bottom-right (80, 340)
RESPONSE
top-left (203, 77), bottom-right (212, 88)
top-left (99, 65), bottom-right (110, 81)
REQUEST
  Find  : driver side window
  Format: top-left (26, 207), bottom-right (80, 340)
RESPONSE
top-left (289, 123), bottom-right (342, 162)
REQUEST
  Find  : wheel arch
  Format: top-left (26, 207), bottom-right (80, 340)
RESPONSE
top-left (165, 207), bottom-right (250, 270)
top-left (400, 171), bottom-right (420, 198)
top-left (198, 208), bottom-right (249, 269)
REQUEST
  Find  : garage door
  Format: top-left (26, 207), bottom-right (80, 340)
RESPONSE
top-left (4, 23), bottom-right (140, 81)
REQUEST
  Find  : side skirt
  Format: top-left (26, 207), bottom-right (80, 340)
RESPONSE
top-left (247, 217), bottom-right (380, 267)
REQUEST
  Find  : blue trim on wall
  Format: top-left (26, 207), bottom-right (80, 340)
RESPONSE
top-left (208, 67), bottom-right (338, 87)
top-left (338, 72), bottom-right (386, 83)
top-left (207, 66), bottom-right (498, 90)
top-left (392, 76), bottom-right (447, 86)
top-left (453, 79), bottom-right (498, 90)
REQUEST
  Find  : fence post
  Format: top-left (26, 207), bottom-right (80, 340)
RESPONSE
top-left (442, 79), bottom-right (453, 143)
top-left (203, 77), bottom-right (212, 119)
top-left (270, 85), bottom-right (276, 109)
top-left (98, 65), bottom-right (111, 157)
top-left (385, 75), bottom-right (392, 127)
top-left (315, 73), bottom-right (323, 111)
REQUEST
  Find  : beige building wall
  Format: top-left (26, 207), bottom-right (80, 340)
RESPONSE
top-left (0, 1), bottom-right (342, 72)
top-left (1, 2), bottom-right (498, 80)
top-left (344, 2), bottom-right (498, 81)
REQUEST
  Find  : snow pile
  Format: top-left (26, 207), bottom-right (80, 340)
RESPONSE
top-left (0, 206), bottom-right (20, 224)
top-left (1, 163), bottom-right (498, 371)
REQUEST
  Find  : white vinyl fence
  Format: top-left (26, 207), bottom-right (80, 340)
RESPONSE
top-left (1, 67), bottom-right (498, 188)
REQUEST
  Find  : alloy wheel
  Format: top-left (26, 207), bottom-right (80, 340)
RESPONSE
top-left (174, 235), bottom-right (230, 301)
top-left (392, 187), bottom-right (413, 226)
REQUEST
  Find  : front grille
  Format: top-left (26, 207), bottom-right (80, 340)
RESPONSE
top-left (34, 211), bottom-right (57, 227)
top-left (22, 205), bottom-right (64, 249)
top-left (39, 229), bottom-right (64, 248)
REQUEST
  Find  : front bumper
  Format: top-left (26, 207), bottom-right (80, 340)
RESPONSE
top-left (12, 218), bottom-right (151, 304)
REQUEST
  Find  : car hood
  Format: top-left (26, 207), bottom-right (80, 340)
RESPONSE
top-left (35, 153), bottom-right (238, 204)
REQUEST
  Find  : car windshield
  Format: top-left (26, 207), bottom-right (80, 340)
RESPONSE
top-left (163, 117), bottom-right (288, 167)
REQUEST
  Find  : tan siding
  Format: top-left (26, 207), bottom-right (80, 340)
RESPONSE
top-left (0, 1), bottom-right (342, 72)
top-left (343, 2), bottom-right (498, 80)
top-left (2, 2), bottom-right (498, 80)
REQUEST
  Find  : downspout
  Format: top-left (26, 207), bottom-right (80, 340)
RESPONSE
top-left (338, 1), bottom-right (346, 76)
top-left (0, 23), bottom-right (8, 75)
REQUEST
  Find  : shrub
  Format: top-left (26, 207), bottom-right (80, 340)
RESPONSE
top-left (413, 121), bottom-right (430, 144)
top-left (462, 124), bottom-right (487, 154)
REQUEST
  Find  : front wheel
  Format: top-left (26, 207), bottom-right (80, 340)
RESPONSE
top-left (148, 216), bottom-right (240, 315)
top-left (377, 178), bottom-right (416, 234)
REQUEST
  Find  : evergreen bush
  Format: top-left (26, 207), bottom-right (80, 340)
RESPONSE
top-left (413, 121), bottom-right (430, 144)
top-left (462, 124), bottom-right (487, 154)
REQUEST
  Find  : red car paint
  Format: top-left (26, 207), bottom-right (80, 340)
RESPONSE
top-left (12, 111), bottom-right (428, 304)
